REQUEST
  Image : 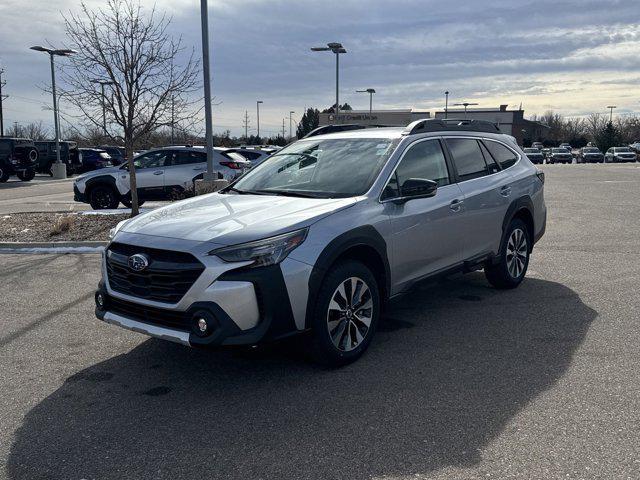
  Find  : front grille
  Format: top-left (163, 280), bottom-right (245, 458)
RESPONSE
top-left (106, 242), bottom-right (205, 303)
top-left (108, 296), bottom-right (191, 331)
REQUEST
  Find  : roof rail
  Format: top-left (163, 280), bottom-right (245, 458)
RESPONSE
top-left (402, 118), bottom-right (501, 135)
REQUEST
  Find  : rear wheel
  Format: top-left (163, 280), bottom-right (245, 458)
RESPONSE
top-left (89, 185), bottom-right (119, 210)
top-left (17, 168), bottom-right (35, 181)
top-left (308, 260), bottom-right (380, 367)
top-left (0, 166), bottom-right (9, 182)
top-left (485, 218), bottom-right (530, 289)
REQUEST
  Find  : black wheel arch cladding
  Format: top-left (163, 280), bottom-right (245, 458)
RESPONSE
top-left (305, 225), bottom-right (391, 329)
top-left (86, 175), bottom-right (119, 195)
top-left (501, 195), bottom-right (535, 252)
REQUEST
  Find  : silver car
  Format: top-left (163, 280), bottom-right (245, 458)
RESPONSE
top-left (95, 119), bottom-right (546, 366)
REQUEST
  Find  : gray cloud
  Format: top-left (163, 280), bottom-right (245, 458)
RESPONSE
top-left (1, 0), bottom-right (639, 136)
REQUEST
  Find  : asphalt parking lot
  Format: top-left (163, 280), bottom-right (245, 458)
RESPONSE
top-left (0, 175), bottom-right (166, 214)
top-left (1, 164), bottom-right (639, 479)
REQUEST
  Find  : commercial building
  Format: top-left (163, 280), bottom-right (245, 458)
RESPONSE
top-left (319, 109), bottom-right (430, 127)
top-left (434, 105), bottom-right (549, 145)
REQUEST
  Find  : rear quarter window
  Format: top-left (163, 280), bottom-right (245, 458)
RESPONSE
top-left (483, 140), bottom-right (519, 169)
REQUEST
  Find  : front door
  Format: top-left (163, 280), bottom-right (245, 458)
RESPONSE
top-left (132, 150), bottom-right (174, 199)
top-left (383, 138), bottom-right (466, 292)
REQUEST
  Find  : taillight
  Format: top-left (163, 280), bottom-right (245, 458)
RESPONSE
top-left (220, 161), bottom-right (243, 170)
top-left (536, 169), bottom-right (545, 184)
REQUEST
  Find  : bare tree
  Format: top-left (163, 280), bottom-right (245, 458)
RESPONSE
top-left (61, 0), bottom-right (200, 215)
top-left (5, 121), bottom-right (49, 140)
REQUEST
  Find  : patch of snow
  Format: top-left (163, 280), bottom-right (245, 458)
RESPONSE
top-left (0, 246), bottom-right (105, 254)
top-left (80, 208), bottom-right (154, 216)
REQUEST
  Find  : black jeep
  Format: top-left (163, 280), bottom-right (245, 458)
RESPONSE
top-left (0, 138), bottom-right (39, 182)
top-left (34, 140), bottom-right (81, 176)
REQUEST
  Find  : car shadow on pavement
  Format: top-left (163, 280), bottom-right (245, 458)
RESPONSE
top-left (7, 273), bottom-right (596, 480)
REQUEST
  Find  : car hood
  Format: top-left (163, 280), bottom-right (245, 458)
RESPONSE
top-left (120, 192), bottom-right (358, 245)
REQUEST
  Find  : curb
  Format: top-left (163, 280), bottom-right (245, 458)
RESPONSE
top-left (0, 240), bottom-right (107, 254)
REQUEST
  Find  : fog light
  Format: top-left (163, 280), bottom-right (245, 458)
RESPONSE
top-left (197, 318), bottom-right (208, 333)
top-left (96, 293), bottom-right (105, 308)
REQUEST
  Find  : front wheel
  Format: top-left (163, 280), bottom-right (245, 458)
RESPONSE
top-left (0, 167), bottom-right (9, 182)
top-left (308, 260), bottom-right (380, 367)
top-left (485, 218), bottom-right (530, 289)
top-left (89, 185), bottom-right (119, 210)
top-left (17, 168), bottom-right (35, 181)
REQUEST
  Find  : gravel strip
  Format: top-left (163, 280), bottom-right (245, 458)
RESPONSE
top-left (0, 212), bottom-right (129, 242)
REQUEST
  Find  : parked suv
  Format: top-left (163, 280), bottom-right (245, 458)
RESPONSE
top-left (578, 147), bottom-right (604, 163)
top-left (547, 148), bottom-right (573, 164)
top-left (523, 147), bottom-right (544, 164)
top-left (34, 140), bottom-right (80, 176)
top-left (0, 137), bottom-right (38, 182)
top-left (94, 119), bottom-right (546, 366)
top-left (74, 146), bottom-right (250, 209)
top-left (605, 147), bottom-right (637, 163)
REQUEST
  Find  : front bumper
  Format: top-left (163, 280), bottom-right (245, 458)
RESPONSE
top-left (95, 235), bottom-right (308, 347)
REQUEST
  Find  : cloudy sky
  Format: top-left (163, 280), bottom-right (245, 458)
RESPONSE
top-left (1, 0), bottom-right (639, 137)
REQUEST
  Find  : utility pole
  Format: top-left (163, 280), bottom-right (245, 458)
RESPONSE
top-left (242, 110), bottom-right (250, 140)
top-left (289, 111), bottom-right (295, 140)
top-left (0, 68), bottom-right (6, 137)
top-left (200, 0), bottom-right (215, 182)
top-left (257, 100), bottom-right (263, 139)
top-left (606, 105), bottom-right (617, 123)
top-left (171, 95), bottom-right (175, 144)
top-left (444, 91), bottom-right (449, 119)
top-left (282, 118), bottom-right (286, 138)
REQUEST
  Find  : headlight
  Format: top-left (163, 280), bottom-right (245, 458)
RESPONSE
top-left (210, 228), bottom-right (308, 268)
top-left (109, 220), bottom-right (128, 240)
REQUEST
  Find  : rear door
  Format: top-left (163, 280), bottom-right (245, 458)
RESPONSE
top-left (165, 150), bottom-right (207, 193)
top-left (133, 150), bottom-right (174, 199)
top-left (384, 138), bottom-right (466, 289)
top-left (445, 137), bottom-right (513, 260)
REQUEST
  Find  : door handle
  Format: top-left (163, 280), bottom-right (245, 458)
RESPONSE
top-left (500, 185), bottom-right (512, 197)
top-left (153, 170), bottom-right (164, 175)
top-left (450, 199), bottom-right (464, 212)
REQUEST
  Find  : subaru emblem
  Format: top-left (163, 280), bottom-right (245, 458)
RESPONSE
top-left (128, 253), bottom-right (149, 272)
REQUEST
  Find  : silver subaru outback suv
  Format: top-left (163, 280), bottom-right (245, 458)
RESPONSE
top-left (95, 119), bottom-right (546, 366)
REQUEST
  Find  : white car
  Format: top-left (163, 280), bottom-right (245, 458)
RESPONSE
top-left (73, 146), bottom-right (250, 209)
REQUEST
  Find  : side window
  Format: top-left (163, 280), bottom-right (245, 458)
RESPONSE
top-left (478, 141), bottom-right (501, 174)
top-left (446, 138), bottom-right (489, 181)
top-left (174, 151), bottom-right (206, 166)
top-left (134, 151), bottom-right (172, 169)
top-left (483, 140), bottom-right (518, 169)
top-left (382, 139), bottom-right (450, 200)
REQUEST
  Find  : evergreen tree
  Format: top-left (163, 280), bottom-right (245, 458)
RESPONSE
top-left (296, 108), bottom-right (320, 138)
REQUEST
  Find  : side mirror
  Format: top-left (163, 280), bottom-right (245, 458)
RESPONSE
top-left (395, 178), bottom-right (438, 204)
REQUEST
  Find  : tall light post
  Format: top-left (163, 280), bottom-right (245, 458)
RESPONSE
top-left (91, 79), bottom-right (114, 137)
top-left (200, 0), bottom-right (215, 182)
top-left (444, 91), bottom-right (450, 119)
top-left (453, 102), bottom-right (479, 119)
top-left (606, 105), bottom-right (617, 123)
top-left (30, 46), bottom-right (76, 179)
top-left (311, 42), bottom-right (346, 123)
top-left (356, 88), bottom-right (376, 123)
top-left (289, 111), bottom-right (295, 140)
top-left (256, 100), bottom-right (263, 139)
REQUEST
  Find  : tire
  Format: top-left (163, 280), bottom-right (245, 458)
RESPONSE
top-left (89, 185), bottom-right (119, 210)
top-left (0, 166), bottom-right (9, 183)
top-left (485, 218), bottom-right (530, 289)
top-left (17, 168), bottom-right (35, 181)
top-left (120, 197), bottom-right (145, 208)
top-left (307, 260), bottom-right (381, 367)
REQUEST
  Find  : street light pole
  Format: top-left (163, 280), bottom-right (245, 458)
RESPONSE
top-left (453, 102), bottom-right (479, 119)
top-left (311, 43), bottom-right (346, 124)
top-left (606, 105), bottom-right (617, 123)
top-left (356, 88), bottom-right (376, 123)
top-left (445, 91), bottom-right (450, 119)
top-left (30, 45), bottom-right (76, 180)
top-left (289, 111), bottom-right (295, 140)
top-left (91, 79), bottom-right (114, 137)
top-left (200, 0), bottom-right (215, 182)
top-left (256, 100), bottom-right (263, 139)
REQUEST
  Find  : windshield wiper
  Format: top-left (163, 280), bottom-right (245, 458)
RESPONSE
top-left (253, 189), bottom-right (326, 198)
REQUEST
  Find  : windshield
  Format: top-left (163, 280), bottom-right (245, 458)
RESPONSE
top-left (615, 147), bottom-right (631, 152)
top-left (524, 148), bottom-right (540, 153)
top-left (583, 148), bottom-right (599, 153)
top-left (552, 148), bottom-right (569, 153)
top-left (231, 137), bottom-right (398, 198)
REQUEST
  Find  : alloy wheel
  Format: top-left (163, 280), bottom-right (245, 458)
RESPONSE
top-left (326, 277), bottom-right (373, 352)
top-left (506, 228), bottom-right (528, 278)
